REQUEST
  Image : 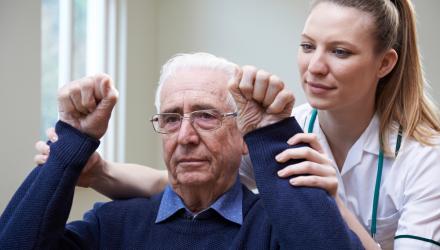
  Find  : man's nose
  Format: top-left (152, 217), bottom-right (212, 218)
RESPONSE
top-left (177, 118), bottom-right (200, 145)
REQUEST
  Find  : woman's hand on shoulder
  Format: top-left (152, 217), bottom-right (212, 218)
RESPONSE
top-left (275, 133), bottom-right (338, 197)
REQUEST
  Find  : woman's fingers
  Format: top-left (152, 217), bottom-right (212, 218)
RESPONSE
top-left (287, 133), bottom-right (324, 153)
top-left (289, 175), bottom-right (338, 196)
top-left (35, 140), bottom-right (50, 155)
top-left (277, 160), bottom-right (335, 178)
top-left (34, 154), bottom-right (48, 165)
top-left (276, 146), bottom-right (329, 164)
top-left (46, 127), bottom-right (58, 142)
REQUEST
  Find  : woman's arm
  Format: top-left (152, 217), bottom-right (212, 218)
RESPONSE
top-left (89, 159), bottom-right (168, 199)
top-left (335, 197), bottom-right (380, 250)
top-left (34, 128), bottom-right (168, 199)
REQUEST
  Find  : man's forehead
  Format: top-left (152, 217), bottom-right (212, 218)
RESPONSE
top-left (160, 89), bottom-right (227, 113)
top-left (160, 69), bottom-right (230, 112)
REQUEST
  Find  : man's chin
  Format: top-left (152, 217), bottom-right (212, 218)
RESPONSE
top-left (176, 173), bottom-right (213, 187)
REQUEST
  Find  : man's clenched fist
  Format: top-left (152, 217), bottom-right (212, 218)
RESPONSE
top-left (228, 66), bottom-right (295, 135)
top-left (57, 74), bottom-right (118, 139)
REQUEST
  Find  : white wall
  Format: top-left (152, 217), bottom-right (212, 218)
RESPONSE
top-left (157, 0), bottom-right (310, 106)
top-left (413, 0), bottom-right (440, 105)
top-left (0, 1), bottom-right (41, 213)
top-left (124, 0), bottom-right (162, 168)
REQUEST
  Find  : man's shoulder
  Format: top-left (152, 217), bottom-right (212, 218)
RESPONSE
top-left (241, 184), bottom-right (264, 215)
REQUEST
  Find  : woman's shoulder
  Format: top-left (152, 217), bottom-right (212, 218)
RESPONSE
top-left (395, 134), bottom-right (440, 177)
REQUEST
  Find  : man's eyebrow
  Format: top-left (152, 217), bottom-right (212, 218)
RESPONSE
top-left (160, 104), bottom-right (220, 114)
top-left (192, 104), bottom-right (217, 111)
top-left (161, 107), bottom-right (182, 114)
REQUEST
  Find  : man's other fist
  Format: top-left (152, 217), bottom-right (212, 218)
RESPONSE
top-left (57, 74), bottom-right (118, 139)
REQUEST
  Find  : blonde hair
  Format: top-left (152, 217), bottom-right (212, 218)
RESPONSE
top-left (313, 0), bottom-right (440, 152)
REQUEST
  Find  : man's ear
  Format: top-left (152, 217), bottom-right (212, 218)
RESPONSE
top-left (241, 139), bottom-right (249, 155)
top-left (377, 48), bottom-right (398, 78)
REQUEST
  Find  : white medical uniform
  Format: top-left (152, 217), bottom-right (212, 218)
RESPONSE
top-left (239, 103), bottom-right (440, 250)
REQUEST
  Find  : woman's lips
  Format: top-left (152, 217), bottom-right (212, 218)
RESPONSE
top-left (307, 82), bottom-right (336, 95)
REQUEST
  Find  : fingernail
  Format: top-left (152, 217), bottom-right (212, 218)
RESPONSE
top-left (275, 155), bottom-right (281, 162)
top-left (277, 170), bottom-right (284, 177)
top-left (290, 179), bottom-right (297, 185)
top-left (52, 135), bottom-right (58, 142)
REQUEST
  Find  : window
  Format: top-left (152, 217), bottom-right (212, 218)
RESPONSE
top-left (41, 0), bottom-right (126, 162)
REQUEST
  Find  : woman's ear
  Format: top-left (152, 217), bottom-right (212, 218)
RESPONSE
top-left (378, 48), bottom-right (398, 78)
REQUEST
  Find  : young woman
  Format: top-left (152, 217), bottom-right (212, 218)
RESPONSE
top-left (35, 0), bottom-right (440, 249)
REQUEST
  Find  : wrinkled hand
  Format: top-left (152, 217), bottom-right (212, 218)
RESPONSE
top-left (228, 66), bottom-right (295, 135)
top-left (58, 74), bottom-right (118, 139)
top-left (34, 127), bottom-right (106, 188)
top-left (276, 133), bottom-right (338, 197)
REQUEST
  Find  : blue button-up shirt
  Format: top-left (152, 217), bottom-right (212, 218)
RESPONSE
top-left (155, 178), bottom-right (243, 225)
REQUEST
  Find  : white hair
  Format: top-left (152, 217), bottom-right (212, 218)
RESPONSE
top-left (155, 52), bottom-right (238, 112)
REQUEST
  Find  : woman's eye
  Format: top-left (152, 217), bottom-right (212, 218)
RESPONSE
top-left (333, 48), bottom-right (352, 58)
top-left (300, 43), bottom-right (314, 52)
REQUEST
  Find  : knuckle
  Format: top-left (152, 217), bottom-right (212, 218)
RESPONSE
top-left (309, 133), bottom-right (318, 141)
top-left (271, 77), bottom-right (284, 90)
top-left (304, 148), bottom-right (313, 159)
top-left (310, 176), bottom-right (319, 185)
top-left (256, 70), bottom-right (270, 81)
top-left (242, 65), bottom-right (257, 73)
top-left (57, 88), bottom-right (69, 100)
top-left (279, 90), bottom-right (294, 102)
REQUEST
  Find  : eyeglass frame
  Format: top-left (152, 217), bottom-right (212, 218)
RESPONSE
top-left (150, 109), bottom-right (237, 134)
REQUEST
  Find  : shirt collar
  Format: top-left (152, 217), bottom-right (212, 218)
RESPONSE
top-left (155, 178), bottom-right (243, 225)
top-left (311, 111), bottom-right (380, 175)
top-left (362, 114), bottom-right (381, 156)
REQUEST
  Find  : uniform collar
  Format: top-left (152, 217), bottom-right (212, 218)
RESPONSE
top-left (155, 178), bottom-right (243, 225)
top-left (311, 111), bottom-right (382, 175)
top-left (361, 114), bottom-right (381, 156)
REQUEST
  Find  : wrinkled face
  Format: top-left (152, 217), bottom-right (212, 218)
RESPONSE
top-left (159, 68), bottom-right (245, 188)
top-left (298, 2), bottom-right (384, 112)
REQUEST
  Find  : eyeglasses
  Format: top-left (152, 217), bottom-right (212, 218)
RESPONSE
top-left (150, 109), bottom-right (237, 134)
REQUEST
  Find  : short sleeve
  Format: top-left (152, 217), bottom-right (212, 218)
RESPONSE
top-left (394, 142), bottom-right (440, 249)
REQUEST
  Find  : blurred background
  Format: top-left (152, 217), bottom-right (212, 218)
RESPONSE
top-left (1, 0), bottom-right (439, 221)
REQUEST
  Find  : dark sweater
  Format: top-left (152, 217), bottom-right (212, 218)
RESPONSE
top-left (0, 119), bottom-right (363, 249)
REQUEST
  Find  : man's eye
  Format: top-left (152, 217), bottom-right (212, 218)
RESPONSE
top-left (163, 115), bottom-right (180, 123)
top-left (300, 43), bottom-right (314, 52)
top-left (195, 111), bottom-right (217, 120)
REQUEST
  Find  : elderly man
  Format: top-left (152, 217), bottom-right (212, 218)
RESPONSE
top-left (0, 53), bottom-right (362, 249)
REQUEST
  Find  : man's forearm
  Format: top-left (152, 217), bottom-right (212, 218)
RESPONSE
top-left (0, 121), bottom-right (99, 249)
top-left (245, 117), bottom-right (363, 249)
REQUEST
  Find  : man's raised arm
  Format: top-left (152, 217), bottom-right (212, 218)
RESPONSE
top-left (0, 75), bottom-right (117, 249)
top-left (229, 67), bottom-right (363, 249)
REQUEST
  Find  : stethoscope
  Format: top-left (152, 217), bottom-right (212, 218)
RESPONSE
top-left (307, 108), bottom-right (402, 239)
